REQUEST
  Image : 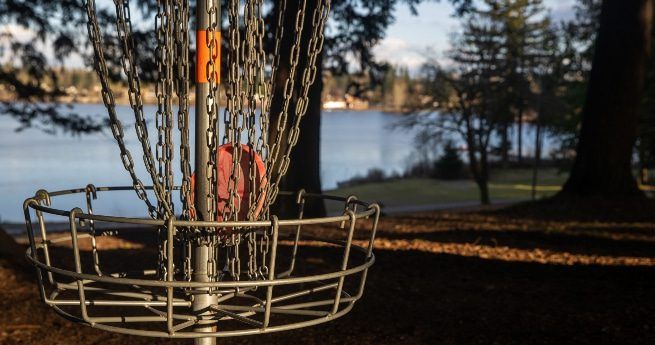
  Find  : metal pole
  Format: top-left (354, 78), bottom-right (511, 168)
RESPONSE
top-left (194, 0), bottom-right (219, 344)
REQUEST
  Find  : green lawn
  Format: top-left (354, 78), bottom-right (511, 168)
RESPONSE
top-left (325, 168), bottom-right (568, 212)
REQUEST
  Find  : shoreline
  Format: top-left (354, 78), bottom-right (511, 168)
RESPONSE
top-left (0, 97), bottom-right (405, 114)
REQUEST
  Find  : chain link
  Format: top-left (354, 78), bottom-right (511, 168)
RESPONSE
top-left (262, 0), bottom-right (308, 209)
top-left (86, 0), bottom-right (331, 282)
top-left (86, 0), bottom-right (161, 219)
top-left (173, 0), bottom-right (194, 221)
top-left (221, 0), bottom-right (242, 223)
top-left (155, 0), bottom-right (176, 217)
top-left (205, 0), bottom-right (220, 225)
top-left (266, 0), bottom-right (331, 208)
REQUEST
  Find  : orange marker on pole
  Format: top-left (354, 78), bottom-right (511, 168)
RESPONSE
top-left (196, 30), bottom-right (221, 84)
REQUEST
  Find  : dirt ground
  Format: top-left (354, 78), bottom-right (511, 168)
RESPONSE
top-left (1, 202), bottom-right (654, 345)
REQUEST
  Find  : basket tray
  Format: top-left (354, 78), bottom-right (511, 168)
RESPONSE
top-left (23, 186), bottom-right (380, 338)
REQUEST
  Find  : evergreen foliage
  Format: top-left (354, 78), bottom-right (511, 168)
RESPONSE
top-left (435, 141), bottom-right (464, 180)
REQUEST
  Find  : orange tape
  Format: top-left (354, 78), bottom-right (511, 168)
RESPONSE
top-left (196, 30), bottom-right (221, 84)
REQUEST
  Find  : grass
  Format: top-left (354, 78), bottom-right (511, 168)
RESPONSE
top-left (326, 168), bottom-right (568, 211)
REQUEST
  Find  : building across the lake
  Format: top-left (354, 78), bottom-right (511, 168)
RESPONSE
top-left (323, 94), bottom-right (369, 110)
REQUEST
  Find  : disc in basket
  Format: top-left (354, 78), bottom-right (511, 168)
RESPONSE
top-left (191, 143), bottom-right (267, 221)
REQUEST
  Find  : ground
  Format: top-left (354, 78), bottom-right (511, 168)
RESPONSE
top-left (1, 202), bottom-right (654, 345)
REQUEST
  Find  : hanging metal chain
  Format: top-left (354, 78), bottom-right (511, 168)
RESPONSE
top-left (170, 0), bottom-right (193, 281)
top-left (155, 0), bottom-right (176, 216)
top-left (247, 229), bottom-right (258, 279)
top-left (253, 0), bottom-right (288, 223)
top-left (88, 0), bottom-right (332, 284)
top-left (244, 0), bottom-right (258, 222)
top-left (245, 0), bottom-right (267, 222)
top-left (262, 0), bottom-right (308, 208)
top-left (85, 0), bottom-right (159, 219)
top-left (173, 0), bottom-right (194, 221)
top-left (204, 0), bottom-right (221, 282)
top-left (221, 0), bottom-right (244, 223)
top-left (113, 0), bottom-right (173, 218)
top-left (266, 0), bottom-right (331, 208)
top-left (205, 0), bottom-right (220, 224)
top-left (259, 0), bottom-right (287, 149)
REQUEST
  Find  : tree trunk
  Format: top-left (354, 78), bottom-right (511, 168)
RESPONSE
top-left (531, 118), bottom-right (542, 200)
top-left (561, 0), bottom-right (653, 197)
top-left (478, 148), bottom-right (490, 205)
top-left (464, 120), bottom-right (491, 205)
top-left (517, 105), bottom-right (524, 164)
top-left (500, 124), bottom-right (510, 168)
top-left (476, 178), bottom-right (490, 205)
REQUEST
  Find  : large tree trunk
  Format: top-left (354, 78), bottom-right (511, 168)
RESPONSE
top-left (561, 0), bottom-right (653, 197)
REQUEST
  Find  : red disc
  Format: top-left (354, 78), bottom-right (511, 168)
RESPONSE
top-left (190, 144), bottom-right (267, 221)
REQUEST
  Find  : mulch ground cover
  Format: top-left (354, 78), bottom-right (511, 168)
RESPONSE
top-left (1, 201), bottom-right (654, 345)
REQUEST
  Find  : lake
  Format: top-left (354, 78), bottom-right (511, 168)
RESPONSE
top-left (0, 104), bottom-right (552, 223)
top-left (0, 104), bottom-right (421, 222)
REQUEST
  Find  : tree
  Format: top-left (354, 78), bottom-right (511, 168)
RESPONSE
top-left (402, 0), bottom-right (557, 204)
top-left (435, 141), bottom-right (464, 179)
top-left (561, 0), bottom-right (654, 197)
top-left (494, 0), bottom-right (551, 165)
top-left (403, 6), bottom-right (506, 204)
top-left (529, 24), bottom-right (573, 198)
top-left (0, 1), bottom-right (109, 134)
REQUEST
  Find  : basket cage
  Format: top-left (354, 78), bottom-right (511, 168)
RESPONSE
top-left (22, 185), bottom-right (380, 338)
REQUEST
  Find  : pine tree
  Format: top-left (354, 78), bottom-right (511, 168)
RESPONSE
top-left (488, 0), bottom-right (552, 164)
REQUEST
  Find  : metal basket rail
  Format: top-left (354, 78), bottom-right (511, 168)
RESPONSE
top-left (23, 186), bottom-right (380, 338)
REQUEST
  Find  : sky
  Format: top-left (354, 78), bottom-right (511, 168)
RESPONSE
top-left (374, 0), bottom-right (577, 70)
top-left (0, 0), bottom-right (578, 70)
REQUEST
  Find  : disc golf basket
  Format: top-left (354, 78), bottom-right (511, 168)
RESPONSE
top-left (22, 0), bottom-right (380, 343)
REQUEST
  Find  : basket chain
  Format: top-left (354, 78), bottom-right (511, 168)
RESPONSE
top-left (263, 0), bottom-right (307, 210)
top-left (266, 0), bottom-right (331, 208)
top-left (222, 0), bottom-right (242, 224)
top-left (205, 0), bottom-right (219, 225)
top-left (155, 0), bottom-right (176, 216)
top-left (86, 0), bottom-right (164, 219)
top-left (84, 0), bottom-right (331, 283)
top-left (204, 0), bottom-right (220, 281)
top-left (173, 0), bottom-right (195, 221)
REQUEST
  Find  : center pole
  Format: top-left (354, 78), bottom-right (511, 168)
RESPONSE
top-left (193, 0), bottom-right (219, 344)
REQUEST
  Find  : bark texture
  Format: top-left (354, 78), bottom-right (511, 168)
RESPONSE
top-left (562, 0), bottom-right (653, 197)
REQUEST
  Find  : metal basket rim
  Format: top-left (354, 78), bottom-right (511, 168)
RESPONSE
top-left (24, 185), bottom-right (379, 228)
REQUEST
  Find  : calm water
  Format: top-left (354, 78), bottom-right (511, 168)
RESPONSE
top-left (0, 104), bottom-right (553, 223)
top-left (0, 104), bottom-right (417, 222)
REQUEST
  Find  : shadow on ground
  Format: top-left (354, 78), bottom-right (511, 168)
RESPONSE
top-left (1, 206), bottom-right (654, 345)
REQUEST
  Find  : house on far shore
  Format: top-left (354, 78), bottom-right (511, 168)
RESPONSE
top-left (323, 94), bottom-right (369, 111)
